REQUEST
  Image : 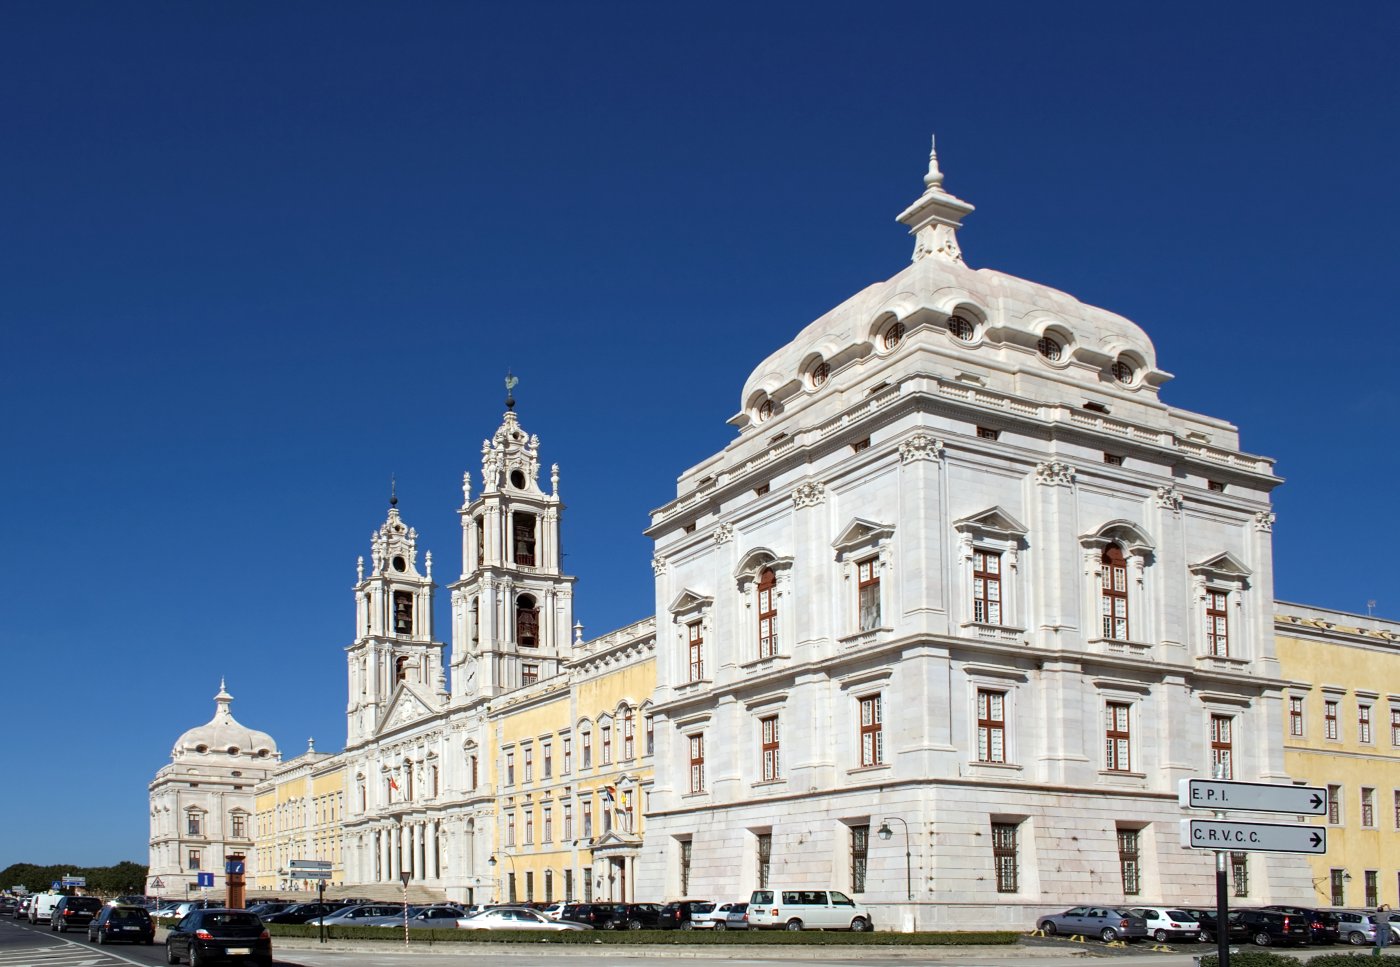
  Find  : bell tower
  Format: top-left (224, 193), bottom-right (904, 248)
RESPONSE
top-left (346, 490), bottom-right (447, 746)
top-left (450, 379), bottom-right (575, 700)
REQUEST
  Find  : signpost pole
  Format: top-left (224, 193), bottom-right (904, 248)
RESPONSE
top-left (400, 871), bottom-right (411, 947)
top-left (318, 880), bottom-right (326, 944)
top-left (1215, 848), bottom-right (1229, 967)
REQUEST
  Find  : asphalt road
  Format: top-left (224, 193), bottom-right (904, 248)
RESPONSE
top-left (0, 917), bottom-right (296, 967)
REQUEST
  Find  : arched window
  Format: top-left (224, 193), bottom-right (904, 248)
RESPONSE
top-left (757, 567), bottom-right (778, 658)
top-left (516, 594), bottom-right (539, 648)
top-left (514, 513), bottom-right (537, 566)
top-left (393, 591), bottom-right (413, 635)
top-left (395, 656), bottom-right (410, 681)
top-left (1101, 545), bottom-right (1129, 640)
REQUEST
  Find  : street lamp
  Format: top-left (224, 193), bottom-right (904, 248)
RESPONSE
top-left (488, 853), bottom-right (518, 903)
top-left (877, 817), bottom-right (913, 901)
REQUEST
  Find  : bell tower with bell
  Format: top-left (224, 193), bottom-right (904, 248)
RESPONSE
top-left (450, 375), bottom-right (576, 700)
top-left (345, 484), bottom-right (447, 746)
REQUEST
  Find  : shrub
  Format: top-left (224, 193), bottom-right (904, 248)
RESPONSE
top-left (1306, 956), bottom-right (1400, 967)
top-left (262, 924), bottom-right (1019, 946)
top-left (1197, 953), bottom-right (1302, 967)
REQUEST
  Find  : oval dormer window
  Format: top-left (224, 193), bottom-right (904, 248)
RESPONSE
top-left (510, 469), bottom-right (527, 489)
top-left (392, 555), bottom-right (406, 572)
top-left (195, 744), bottom-right (209, 754)
top-left (883, 321), bottom-right (905, 350)
top-left (227, 746), bottom-right (239, 755)
top-left (257, 749), bottom-right (270, 758)
top-left (809, 362), bottom-right (830, 389)
top-left (1037, 336), bottom-right (1062, 361)
top-left (1112, 360), bottom-right (1136, 385)
top-left (948, 315), bottom-right (975, 342)
top-left (758, 399), bottom-right (774, 422)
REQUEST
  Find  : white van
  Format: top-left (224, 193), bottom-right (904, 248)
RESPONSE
top-left (28, 892), bottom-right (63, 925)
top-left (746, 889), bottom-right (873, 931)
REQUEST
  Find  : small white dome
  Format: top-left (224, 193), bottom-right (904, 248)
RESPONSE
top-left (172, 681), bottom-right (279, 761)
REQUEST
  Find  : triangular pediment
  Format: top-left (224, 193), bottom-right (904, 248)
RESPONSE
top-left (1189, 551), bottom-right (1252, 578)
top-left (832, 517), bottom-right (895, 553)
top-left (375, 682), bottom-right (439, 737)
top-left (667, 588), bottom-right (713, 615)
top-left (591, 828), bottom-right (644, 851)
top-left (953, 505), bottom-right (1028, 538)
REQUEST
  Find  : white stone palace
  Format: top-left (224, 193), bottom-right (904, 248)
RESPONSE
top-left (153, 138), bottom-right (1354, 924)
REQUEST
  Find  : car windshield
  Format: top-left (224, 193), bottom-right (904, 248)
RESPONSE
top-left (204, 913), bottom-right (259, 928)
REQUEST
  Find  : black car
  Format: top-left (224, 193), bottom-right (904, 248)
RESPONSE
top-left (51, 896), bottom-right (104, 932)
top-left (1181, 908), bottom-right (1249, 944)
top-left (88, 904), bottom-right (155, 945)
top-left (166, 908), bottom-right (271, 967)
top-left (1262, 905), bottom-right (1340, 944)
top-left (611, 903), bottom-right (666, 929)
top-left (261, 902), bottom-right (338, 924)
top-left (559, 903), bottom-right (621, 929)
top-left (1235, 909), bottom-right (1311, 946)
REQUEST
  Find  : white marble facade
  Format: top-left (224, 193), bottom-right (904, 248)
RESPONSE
top-left (636, 140), bottom-right (1309, 925)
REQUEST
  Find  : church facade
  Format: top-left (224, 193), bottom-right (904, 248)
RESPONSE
top-left (151, 139), bottom-right (1374, 923)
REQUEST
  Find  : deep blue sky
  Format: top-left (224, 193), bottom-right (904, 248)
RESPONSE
top-left (2, 2), bottom-right (1396, 872)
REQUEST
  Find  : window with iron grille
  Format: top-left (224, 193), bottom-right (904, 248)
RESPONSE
top-left (977, 689), bottom-right (1006, 763)
top-left (545, 869), bottom-right (554, 903)
top-left (972, 550), bottom-right (1002, 624)
top-left (1206, 589), bottom-right (1229, 656)
top-left (564, 868), bottom-right (574, 901)
top-left (1231, 853), bottom-right (1248, 897)
top-left (1361, 787), bottom-right (1375, 827)
top-left (1324, 700), bottom-right (1339, 739)
top-left (1394, 790), bottom-right (1400, 829)
top-left (857, 559), bottom-right (881, 631)
top-left (1328, 784), bottom-right (1342, 824)
top-left (582, 866), bottom-right (591, 902)
top-left (689, 734), bottom-right (705, 793)
top-left (688, 622), bottom-right (704, 681)
top-left (859, 695), bottom-right (883, 766)
top-left (1105, 703), bottom-right (1131, 771)
top-left (850, 824), bottom-right (869, 893)
top-left (991, 823), bottom-right (1019, 893)
top-left (1288, 697), bottom-right (1304, 737)
top-left (1101, 545), bottom-right (1130, 639)
top-left (508, 872), bottom-right (518, 903)
top-left (1392, 707), bottom-right (1400, 746)
top-left (1117, 829), bottom-right (1141, 895)
top-left (1330, 868), bottom-right (1346, 906)
top-left (757, 832), bottom-right (772, 889)
top-left (1210, 715), bottom-right (1233, 779)
top-left (761, 715), bottom-right (781, 781)
top-left (1359, 705), bottom-right (1373, 743)
top-left (758, 567), bottom-right (778, 657)
top-left (679, 840), bottom-right (692, 896)
top-left (1365, 870), bottom-right (1378, 907)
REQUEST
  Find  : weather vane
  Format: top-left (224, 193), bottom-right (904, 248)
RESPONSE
top-left (389, 473), bottom-right (397, 507)
top-left (505, 370), bottom-right (518, 410)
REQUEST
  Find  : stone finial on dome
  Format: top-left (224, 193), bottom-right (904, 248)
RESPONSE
top-left (896, 133), bottom-right (975, 265)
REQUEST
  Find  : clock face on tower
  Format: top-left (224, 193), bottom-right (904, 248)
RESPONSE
top-left (392, 556), bottom-right (406, 572)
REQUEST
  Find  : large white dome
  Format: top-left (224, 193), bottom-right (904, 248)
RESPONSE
top-left (171, 681), bottom-right (279, 762)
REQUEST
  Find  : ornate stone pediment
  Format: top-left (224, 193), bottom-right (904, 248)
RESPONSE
top-left (952, 506), bottom-right (1028, 541)
top-left (375, 683), bottom-right (439, 737)
top-left (832, 518), bottom-right (895, 554)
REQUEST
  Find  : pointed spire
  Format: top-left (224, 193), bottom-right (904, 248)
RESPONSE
top-left (896, 133), bottom-right (975, 265)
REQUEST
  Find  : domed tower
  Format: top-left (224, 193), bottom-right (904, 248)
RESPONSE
top-left (346, 493), bottom-right (447, 746)
top-left (450, 382), bottom-right (576, 699)
top-left (148, 682), bottom-right (280, 896)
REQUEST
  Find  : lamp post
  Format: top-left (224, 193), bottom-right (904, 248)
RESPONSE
top-left (488, 852), bottom-right (518, 903)
top-left (877, 817), bottom-right (913, 901)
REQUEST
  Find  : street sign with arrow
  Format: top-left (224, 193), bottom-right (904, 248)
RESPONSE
top-left (1179, 779), bottom-right (1328, 816)
top-left (1181, 819), bottom-right (1327, 854)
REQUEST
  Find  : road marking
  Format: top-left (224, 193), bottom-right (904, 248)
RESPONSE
top-left (0, 922), bottom-right (152, 967)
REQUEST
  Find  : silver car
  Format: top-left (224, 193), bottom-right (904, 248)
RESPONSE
top-left (456, 907), bottom-right (590, 931)
top-left (1333, 910), bottom-right (1400, 946)
top-left (1037, 906), bottom-right (1148, 942)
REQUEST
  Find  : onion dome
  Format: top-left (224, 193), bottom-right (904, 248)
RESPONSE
top-left (171, 679), bottom-right (279, 761)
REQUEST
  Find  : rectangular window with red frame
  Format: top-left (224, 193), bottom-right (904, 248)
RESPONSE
top-left (760, 715), bottom-right (780, 781)
top-left (859, 695), bottom-right (883, 766)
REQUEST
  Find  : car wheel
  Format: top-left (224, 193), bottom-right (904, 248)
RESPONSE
top-left (1154, 929), bottom-right (1168, 943)
top-left (785, 919), bottom-right (803, 931)
top-left (714, 922), bottom-right (726, 932)
top-left (1100, 928), bottom-right (1118, 942)
top-left (1349, 932), bottom-right (1366, 946)
top-left (96, 930), bottom-right (105, 944)
top-left (628, 920), bottom-right (642, 930)
top-left (1041, 921), bottom-right (1057, 936)
top-left (681, 921), bottom-right (694, 931)
top-left (850, 917), bottom-right (871, 933)
top-left (188, 946), bottom-right (201, 967)
top-left (166, 943), bottom-right (181, 965)
top-left (1253, 931), bottom-right (1272, 947)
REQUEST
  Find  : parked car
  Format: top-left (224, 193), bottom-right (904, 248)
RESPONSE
top-left (261, 902), bottom-right (340, 924)
top-left (611, 903), bottom-right (666, 929)
top-left (693, 901), bottom-right (746, 929)
top-left (719, 902), bottom-right (750, 930)
top-left (559, 903), bottom-right (621, 929)
top-left (1332, 910), bottom-right (1399, 946)
top-left (87, 904), bottom-right (155, 945)
top-left (1262, 905), bottom-right (1340, 944)
top-left (659, 900), bottom-right (715, 930)
top-left (365, 905), bottom-right (465, 928)
top-left (456, 907), bottom-right (590, 931)
top-left (1035, 906), bottom-right (1148, 942)
top-left (165, 908), bottom-right (272, 967)
top-left (245, 902), bottom-right (294, 918)
top-left (316, 903), bottom-right (404, 927)
top-left (1235, 908), bottom-right (1311, 946)
top-left (746, 890), bottom-right (874, 932)
top-left (1182, 908), bottom-right (1250, 944)
top-left (1128, 906), bottom-right (1202, 942)
top-left (51, 895), bottom-right (104, 932)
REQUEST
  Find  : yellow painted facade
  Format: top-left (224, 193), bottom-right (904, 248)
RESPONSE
top-left (1276, 602), bottom-right (1400, 909)
top-left (251, 748), bottom-right (347, 892)
top-left (489, 618), bottom-right (655, 904)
